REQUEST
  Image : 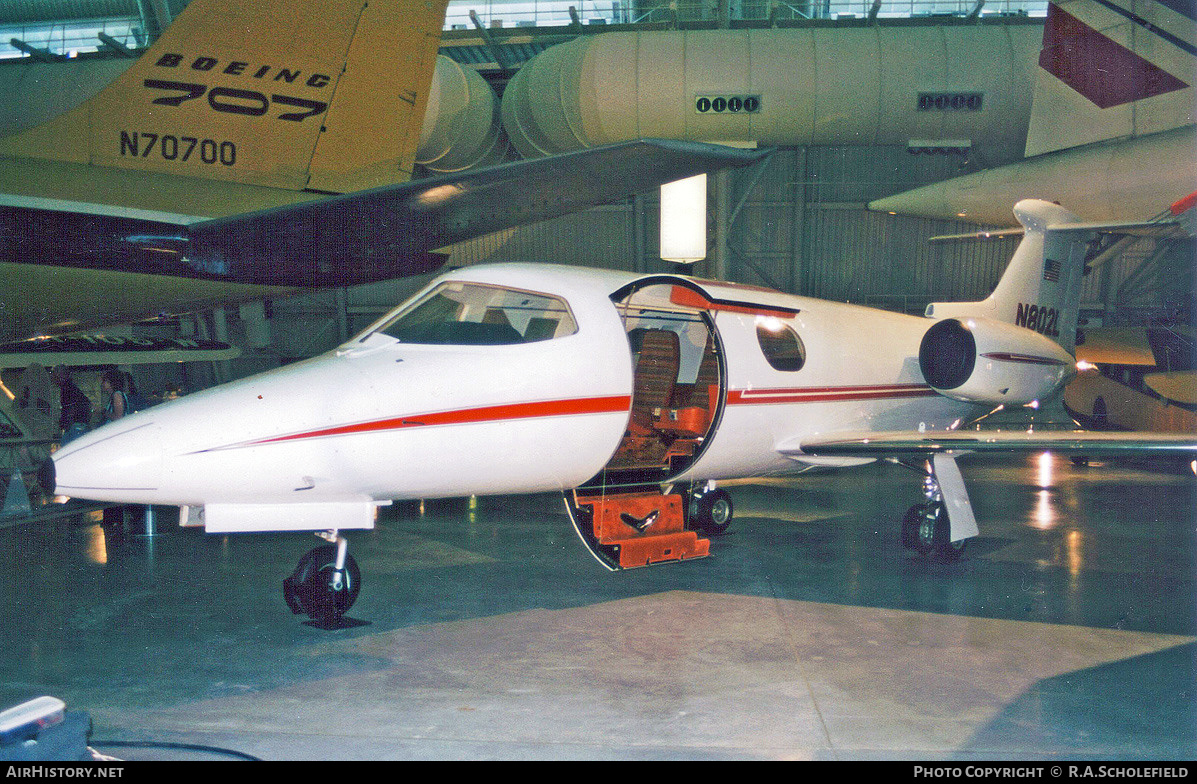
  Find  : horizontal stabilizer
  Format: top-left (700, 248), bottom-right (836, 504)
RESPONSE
top-left (931, 211), bottom-right (1194, 242)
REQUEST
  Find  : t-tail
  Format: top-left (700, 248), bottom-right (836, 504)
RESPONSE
top-left (919, 199), bottom-right (1090, 407)
top-left (0, 0), bottom-right (450, 202)
top-left (927, 199), bottom-right (1089, 352)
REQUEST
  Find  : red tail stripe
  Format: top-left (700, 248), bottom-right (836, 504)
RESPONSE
top-left (1040, 6), bottom-right (1188, 109)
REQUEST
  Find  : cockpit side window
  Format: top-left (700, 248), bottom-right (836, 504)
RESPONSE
top-left (374, 282), bottom-right (578, 345)
top-left (756, 319), bottom-right (805, 371)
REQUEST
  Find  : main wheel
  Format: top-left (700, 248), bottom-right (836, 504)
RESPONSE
top-left (901, 504), bottom-right (922, 550)
top-left (283, 544), bottom-right (362, 623)
top-left (692, 488), bottom-right (733, 536)
top-left (909, 502), bottom-right (966, 562)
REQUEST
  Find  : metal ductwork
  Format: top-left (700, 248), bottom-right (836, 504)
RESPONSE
top-left (500, 25), bottom-right (1042, 160)
top-left (416, 55), bottom-right (510, 173)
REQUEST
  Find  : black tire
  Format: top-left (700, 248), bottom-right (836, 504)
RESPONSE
top-left (693, 488), bottom-right (733, 536)
top-left (935, 534), bottom-right (967, 563)
top-left (901, 504), bottom-right (922, 550)
top-left (911, 503), bottom-right (938, 556)
top-left (283, 544), bottom-right (361, 622)
top-left (911, 502), bottom-right (966, 562)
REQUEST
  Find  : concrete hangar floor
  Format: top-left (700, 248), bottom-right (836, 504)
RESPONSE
top-left (1, 454), bottom-right (1194, 761)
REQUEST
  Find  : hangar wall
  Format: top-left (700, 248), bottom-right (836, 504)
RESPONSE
top-left (435, 145), bottom-right (1018, 307)
top-left (237, 139), bottom-right (1191, 388)
top-left (240, 141), bottom-right (1028, 382)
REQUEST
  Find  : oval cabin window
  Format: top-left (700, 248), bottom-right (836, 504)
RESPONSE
top-left (756, 320), bottom-right (805, 372)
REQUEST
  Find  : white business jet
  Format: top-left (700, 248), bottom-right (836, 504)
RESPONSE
top-left (43, 199), bottom-right (1197, 623)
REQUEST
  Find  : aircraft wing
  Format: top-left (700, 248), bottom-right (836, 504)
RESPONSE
top-left (142, 139), bottom-right (770, 287)
top-left (929, 192), bottom-right (1197, 242)
top-left (0, 334), bottom-right (240, 370)
top-left (1, 139), bottom-right (767, 339)
top-left (783, 429), bottom-right (1197, 460)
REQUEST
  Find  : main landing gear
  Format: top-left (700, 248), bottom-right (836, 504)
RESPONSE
top-left (900, 464), bottom-right (969, 563)
top-left (283, 531), bottom-right (362, 626)
top-left (688, 485), bottom-right (733, 536)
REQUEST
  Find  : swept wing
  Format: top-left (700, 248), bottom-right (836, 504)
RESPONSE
top-left (786, 429), bottom-right (1197, 460)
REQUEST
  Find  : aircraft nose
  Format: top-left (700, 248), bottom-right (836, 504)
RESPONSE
top-left (52, 420), bottom-right (164, 504)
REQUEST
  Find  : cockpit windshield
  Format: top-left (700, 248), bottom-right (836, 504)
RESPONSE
top-left (371, 282), bottom-right (578, 345)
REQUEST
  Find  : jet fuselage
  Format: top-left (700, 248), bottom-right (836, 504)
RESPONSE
top-left (51, 262), bottom-right (999, 530)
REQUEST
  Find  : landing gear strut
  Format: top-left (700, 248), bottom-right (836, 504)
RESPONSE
top-left (283, 531), bottom-right (361, 625)
top-left (900, 464), bottom-right (968, 562)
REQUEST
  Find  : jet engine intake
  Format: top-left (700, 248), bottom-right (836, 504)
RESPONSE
top-left (919, 317), bottom-right (1075, 406)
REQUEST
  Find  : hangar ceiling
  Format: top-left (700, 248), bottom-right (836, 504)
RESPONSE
top-left (0, 0), bottom-right (1053, 67)
top-left (0, 1), bottom-right (149, 23)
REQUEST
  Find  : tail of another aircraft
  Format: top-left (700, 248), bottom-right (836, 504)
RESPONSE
top-left (927, 199), bottom-right (1090, 352)
top-left (0, 0), bottom-right (449, 194)
top-left (1025, 0), bottom-right (1194, 157)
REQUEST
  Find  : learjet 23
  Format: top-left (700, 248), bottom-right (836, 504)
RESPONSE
top-left (42, 199), bottom-right (1197, 623)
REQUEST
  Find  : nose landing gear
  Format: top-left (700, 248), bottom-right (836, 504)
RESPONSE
top-left (283, 531), bottom-right (362, 626)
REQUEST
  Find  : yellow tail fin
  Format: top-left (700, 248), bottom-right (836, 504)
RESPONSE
top-left (0, 0), bottom-right (448, 194)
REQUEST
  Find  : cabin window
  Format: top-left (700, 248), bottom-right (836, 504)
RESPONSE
top-left (756, 319), bottom-right (805, 371)
top-left (374, 282), bottom-right (577, 345)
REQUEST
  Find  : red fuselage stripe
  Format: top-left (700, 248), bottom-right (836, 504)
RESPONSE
top-left (727, 384), bottom-right (938, 405)
top-left (224, 385), bottom-right (937, 450)
top-left (980, 352), bottom-right (1067, 366)
top-left (243, 394), bottom-right (633, 447)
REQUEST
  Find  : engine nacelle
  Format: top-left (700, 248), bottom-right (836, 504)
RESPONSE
top-left (919, 317), bottom-right (1076, 405)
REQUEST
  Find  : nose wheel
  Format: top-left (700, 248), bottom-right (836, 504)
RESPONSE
top-left (283, 534), bottom-right (361, 625)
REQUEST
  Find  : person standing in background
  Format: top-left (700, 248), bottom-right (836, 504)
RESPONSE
top-left (51, 366), bottom-right (90, 443)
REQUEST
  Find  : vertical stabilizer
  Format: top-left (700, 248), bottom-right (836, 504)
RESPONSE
top-left (928, 199), bottom-right (1090, 351)
top-left (1026, 0), bottom-right (1195, 157)
top-left (0, 0), bottom-right (449, 194)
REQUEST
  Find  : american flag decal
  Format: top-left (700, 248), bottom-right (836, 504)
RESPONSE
top-left (1043, 258), bottom-right (1061, 282)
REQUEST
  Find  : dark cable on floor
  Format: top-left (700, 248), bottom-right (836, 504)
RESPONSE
top-left (88, 740), bottom-right (261, 761)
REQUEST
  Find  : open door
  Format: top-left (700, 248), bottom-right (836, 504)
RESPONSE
top-left (565, 280), bottom-right (726, 570)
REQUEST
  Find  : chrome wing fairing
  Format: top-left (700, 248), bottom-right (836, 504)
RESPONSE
top-left (787, 430), bottom-right (1197, 459)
